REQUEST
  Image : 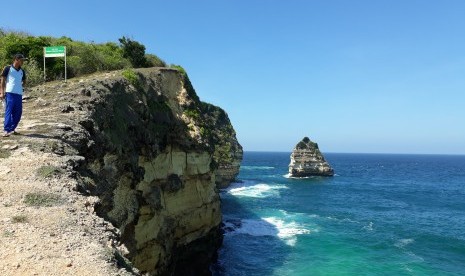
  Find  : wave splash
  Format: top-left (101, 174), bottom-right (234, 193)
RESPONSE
top-left (224, 216), bottom-right (312, 246)
top-left (225, 181), bottom-right (288, 198)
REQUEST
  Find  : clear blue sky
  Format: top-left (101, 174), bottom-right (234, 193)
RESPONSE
top-left (3, 1), bottom-right (465, 154)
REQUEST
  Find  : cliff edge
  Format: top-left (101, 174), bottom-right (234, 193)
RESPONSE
top-left (0, 68), bottom-right (242, 275)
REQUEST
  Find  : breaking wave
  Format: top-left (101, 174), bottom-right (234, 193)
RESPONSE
top-left (225, 181), bottom-right (288, 198)
top-left (224, 216), bottom-right (312, 246)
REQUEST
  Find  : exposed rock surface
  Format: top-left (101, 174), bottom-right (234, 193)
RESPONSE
top-left (198, 100), bottom-right (243, 189)
top-left (214, 143), bottom-right (243, 189)
top-left (0, 68), bottom-right (242, 275)
top-left (289, 137), bottom-right (334, 177)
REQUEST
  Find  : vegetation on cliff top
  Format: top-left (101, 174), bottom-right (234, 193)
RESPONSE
top-left (296, 137), bottom-right (319, 150)
top-left (0, 29), bottom-right (167, 86)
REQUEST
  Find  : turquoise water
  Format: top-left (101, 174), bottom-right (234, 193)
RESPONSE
top-left (212, 152), bottom-right (465, 275)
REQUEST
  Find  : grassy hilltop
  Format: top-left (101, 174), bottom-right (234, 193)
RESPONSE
top-left (0, 29), bottom-right (168, 86)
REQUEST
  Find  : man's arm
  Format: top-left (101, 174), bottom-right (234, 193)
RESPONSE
top-left (22, 70), bottom-right (26, 91)
top-left (0, 76), bottom-right (5, 99)
top-left (0, 66), bottom-right (8, 99)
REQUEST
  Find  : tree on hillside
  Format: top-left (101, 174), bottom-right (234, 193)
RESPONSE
top-left (118, 36), bottom-right (148, 68)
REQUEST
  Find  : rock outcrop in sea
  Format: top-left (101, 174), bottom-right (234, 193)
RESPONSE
top-left (289, 137), bottom-right (334, 177)
top-left (21, 68), bottom-right (242, 275)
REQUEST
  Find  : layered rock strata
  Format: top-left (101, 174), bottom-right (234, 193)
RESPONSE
top-left (27, 68), bottom-right (242, 275)
top-left (289, 137), bottom-right (334, 177)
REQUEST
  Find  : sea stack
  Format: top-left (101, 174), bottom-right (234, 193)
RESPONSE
top-left (289, 137), bottom-right (334, 177)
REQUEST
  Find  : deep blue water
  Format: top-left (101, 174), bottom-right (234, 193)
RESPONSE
top-left (212, 152), bottom-right (465, 275)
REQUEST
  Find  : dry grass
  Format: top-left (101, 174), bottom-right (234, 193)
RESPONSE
top-left (2, 230), bottom-right (14, 237)
top-left (36, 165), bottom-right (63, 178)
top-left (24, 192), bottom-right (63, 207)
top-left (11, 215), bottom-right (28, 223)
top-left (0, 149), bottom-right (11, 159)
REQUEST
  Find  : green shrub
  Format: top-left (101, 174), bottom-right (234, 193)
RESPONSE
top-left (3, 230), bottom-right (14, 237)
top-left (200, 127), bottom-right (211, 137)
top-left (99, 42), bottom-right (131, 70)
top-left (184, 108), bottom-right (200, 119)
top-left (36, 165), bottom-right (63, 178)
top-left (170, 64), bottom-right (186, 76)
top-left (24, 192), bottom-right (62, 207)
top-left (122, 69), bottom-right (139, 87)
top-left (12, 215), bottom-right (28, 223)
top-left (0, 149), bottom-right (11, 159)
top-left (22, 59), bottom-right (43, 87)
top-left (146, 54), bottom-right (166, 67)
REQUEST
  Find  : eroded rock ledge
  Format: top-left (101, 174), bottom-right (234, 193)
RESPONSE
top-left (28, 68), bottom-right (242, 275)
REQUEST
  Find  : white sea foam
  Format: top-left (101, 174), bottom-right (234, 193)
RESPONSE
top-left (229, 218), bottom-right (277, 237)
top-left (263, 217), bottom-right (311, 238)
top-left (321, 216), bottom-right (360, 224)
top-left (404, 266), bottom-right (414, 273)
top-left (282, 173), bottom-right (315, 179)
top-left (406, 251), bottom-right (424, 262)
top-left (395, 238), bottom-right (414, 248)
top-left (362, 222), bottom-right (374, 231)
top-left (283, 173), bottom-right (306, 179)
top-left (278, 209), bottom-right (308, 217)
top-left (280, 209), bottom-right (360, 226)
top-left (341, 218), bottom-right (360, 224)
top-left (241, 166), bottom-right (275, 170)
top-left (226, 182), bottom-right (288, 198)
top-left (225, 217), bottom-right (311, 246)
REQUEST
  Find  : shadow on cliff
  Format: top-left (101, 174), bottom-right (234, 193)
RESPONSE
top-left (211, 189), bottom-right (292, 275)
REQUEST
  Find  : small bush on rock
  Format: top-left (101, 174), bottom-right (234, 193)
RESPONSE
top-left (12, 215), bottom-right (28, 223)
top-left (24, 192), bottom-right (62, 207)
top-left (36, 165), bottom-right (63, 178)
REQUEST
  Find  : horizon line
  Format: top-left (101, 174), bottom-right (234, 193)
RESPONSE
top-left (243, 150), bottom-right (465, 156)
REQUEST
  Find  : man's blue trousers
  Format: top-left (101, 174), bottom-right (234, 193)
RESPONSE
top-left (4, 93), bottom-right (22, 133)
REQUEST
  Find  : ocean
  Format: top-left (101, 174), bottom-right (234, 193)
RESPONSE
top-left (212, 152), bottom-right (465, 275)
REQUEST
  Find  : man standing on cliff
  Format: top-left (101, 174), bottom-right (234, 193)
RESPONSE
top-left (0, 54), bottom-right (27, 137)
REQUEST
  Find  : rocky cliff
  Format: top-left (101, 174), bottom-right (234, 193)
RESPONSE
top-left (289, 137), bottom-right (334, 177)
top-left (180, 79), bottom-right (243, 189)
top-left (23, 68), bottom-right (242, 275)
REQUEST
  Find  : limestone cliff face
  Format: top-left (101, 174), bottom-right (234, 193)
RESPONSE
top-left (179, 77), bottom-right (243, 189)
top-left (29, 68), bottom-right (241, 275)
top-left (201, 103), bottom-right (243, 189)
top-left (289, 137), bottom-right (334, 177)
top-left (215, 148), bottom-right (243, 189)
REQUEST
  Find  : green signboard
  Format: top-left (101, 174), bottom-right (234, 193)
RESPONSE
top-left (44, 46), bottom-right (66, 57)
top-left (43, 46), bottom-right (67, 81)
